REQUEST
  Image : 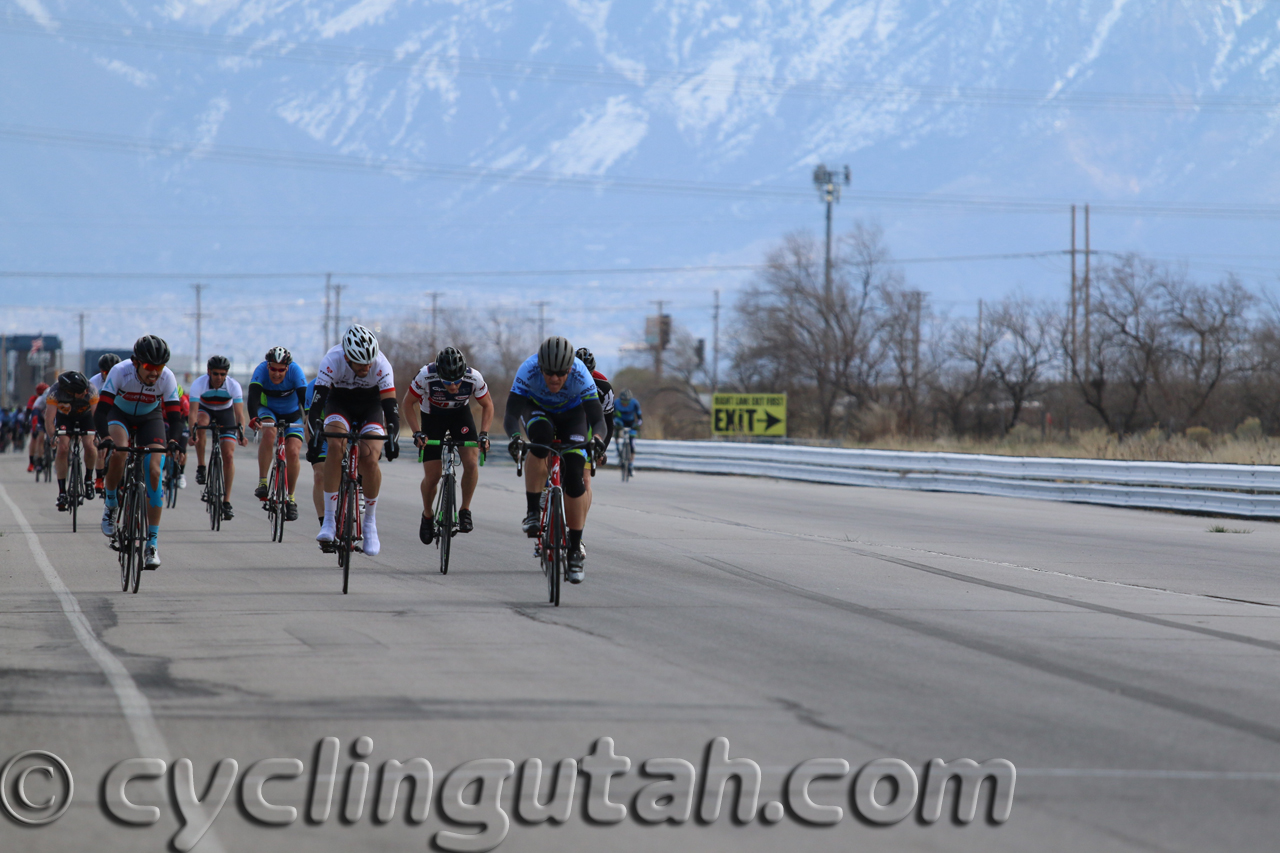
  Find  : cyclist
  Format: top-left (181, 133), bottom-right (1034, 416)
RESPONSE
top-left (189, 355), bottom-right (247, 520)
top-left (503, 336), bottom-right (606, 584)
top-left (304, 376), bottom-right (327, 526)
top-left (44, 371), bottom-right (98, 511)
top-left (27, 382), bottom-right (50, 473)
top-left (95, 335), bottom-right (184, 569)
top-left (575, 347), bottom-right (614, 522)
top-left (403, 346), bottom-right (493, 544)
top-left (170, 384), bottom-right (190, 489)
top-left (248, 346), bottom-right (308, 521)
top-left (91, 354), bottom-right (122, 491)
top-left (308, 325), bottom-right (400, 557)
top-left (614, 388), bottom-right (643, 476)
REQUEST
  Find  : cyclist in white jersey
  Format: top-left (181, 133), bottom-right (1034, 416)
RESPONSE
top-left (95, 335), bottom-right (184, 568)
top-left (89, 353), bottom-right (122, 490)
top-left (189, 355), bottom-right (248, 520)
top-left (306, 325), bottom-right (400, 557)
top-left (402, 346), bottom-right (493, 544)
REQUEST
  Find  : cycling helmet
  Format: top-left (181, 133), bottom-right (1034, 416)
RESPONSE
top-left (57, 371), bottom-right (89, 395)
top-left (133, 335), bottom-right (170, 365)
top-left (436, 346), bottom-right (467, 382)
top-left (207, 355), bottom-right (231, 372)
top-left (265, 346), bottom-right (292, 365)
top-left (619, 388), bottom-right (633, 404)
top-left (538, 336), bottom-right (575, 374)
top-left (342, 324), bottom-right (379, 364)
top-left (98, 352), bottom-right (122, 372)
top-left (574, 347), bottom-right (596, 372)
top-left (35, 382), bottom-right (49, 395)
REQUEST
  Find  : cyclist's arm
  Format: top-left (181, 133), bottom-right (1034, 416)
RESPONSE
top-left (379, 388), bottom-right (399, 439)
top-left (164, 400), bottom-right (186, 450)
top-left (94, 393), bottom-right (114, 438)
top-left (234, 401), bottom-right (248, 428)
top-left (307, 384), bottom-right (330, 438)
top-left (502, 391), bottom-right (527, 437)
top-left (246, 383), bottom-right (263, 421)
top-left (293, 385), bottom-right (307, 414)
top-left (400, 388), bottom-right (422, 435)
top-left (583, 396), bottom-right (606, 443)
top-left (476, 391), bottom-right (494, 435)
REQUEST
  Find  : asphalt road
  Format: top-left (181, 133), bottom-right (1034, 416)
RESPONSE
top-left (1, 446), bottom-right (1278, 852)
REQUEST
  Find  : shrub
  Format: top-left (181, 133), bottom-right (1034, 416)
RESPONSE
top-left (1185, 426), bottom-right (1213, 448)
top-left (1235, 417), bottom-right (1264, 441)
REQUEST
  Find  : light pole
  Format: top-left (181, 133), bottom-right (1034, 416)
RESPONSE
top-left (812, 164), bottom-right (850, 299)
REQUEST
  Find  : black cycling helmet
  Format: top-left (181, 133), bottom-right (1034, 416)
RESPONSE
top-left (574, 347), bottom-right (596, 372)
top-left (133, 335), bottom-right (170, 365)
top-left (265, 346), bottom-right (292, 365)
top-left (98, 352), bottom-right (122, 372)
top-left (538, 336), bottom-right (575, 375)
top-left (207, 354), bottom-right (231, 371)
top-left (57, 370), bottom-right (89, 395)
top-left (436, 346), bottom-right (467, 382)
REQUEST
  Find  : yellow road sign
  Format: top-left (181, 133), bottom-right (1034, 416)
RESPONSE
top-left (712, 393), bottom-right (787, 436)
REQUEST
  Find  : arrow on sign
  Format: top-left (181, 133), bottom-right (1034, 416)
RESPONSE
top-left (763, 410), bottom-right (782, 432)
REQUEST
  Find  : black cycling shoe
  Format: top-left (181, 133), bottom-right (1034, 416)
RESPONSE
top-left (285, 500), bottom-right (298, 521)
top-left (254, 482), bottom-right (269, 500)
top-left (56, 493), bottom-right (68, 512)
top-left (195, 466), bottom-right (207, 486)
top-left (458, 508), bottom-right (473, 533)
top-left (222, 501), bottom-right (234, 520)
top-left (419, 514), bottom-right (435, 544)
top-left (521, 509), bottom-right (540, 538)
top-left (84, 476), bottom-right (95, 500)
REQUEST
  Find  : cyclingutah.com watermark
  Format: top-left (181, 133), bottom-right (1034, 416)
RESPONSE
top-left (2, 737), bottom-right (1014, 851)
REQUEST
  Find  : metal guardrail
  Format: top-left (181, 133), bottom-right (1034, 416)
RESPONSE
top-left (632, 440), bottom-right (1280, 518)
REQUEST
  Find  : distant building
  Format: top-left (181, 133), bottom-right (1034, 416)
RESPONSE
top-left (2, 334), bottom-right (63, 409)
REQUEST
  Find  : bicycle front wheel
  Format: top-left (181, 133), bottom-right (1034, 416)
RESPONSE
top-left (68, 446), bottom-right (82, 533)
top-left (438, 475), bottom-right (454, 575)
top-left (340, 482), bottom-right (357, 593)
top-left (208, 450), bottom-right (223, 531)
top-left (124, 482), bottom-right (145, 594)
top-left (548, 488), bottom-right (565, 606)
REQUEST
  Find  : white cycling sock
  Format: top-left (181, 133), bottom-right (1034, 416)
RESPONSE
top-left (323, 491), bottom-right (337, 524)
top-left (364, 496), bottom-right (377, 524)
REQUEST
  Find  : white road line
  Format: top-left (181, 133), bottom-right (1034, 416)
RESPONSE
top-left (1019, 769), bottom-right (1280, 780)
top-left (0, 483), bottom-right (226, 852)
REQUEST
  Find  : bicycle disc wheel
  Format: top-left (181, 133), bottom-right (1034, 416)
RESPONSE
top-left (549, 489), bottom-right (564, 607)
top-left (438, 475), bottom-right (454, 575)
top-left (340, 483), bottom-right (357, 593)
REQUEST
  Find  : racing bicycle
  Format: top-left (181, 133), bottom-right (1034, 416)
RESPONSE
top-left (517, 439), bottom-right (594, 607)
top-left (197, 424), bottom-right (237, 531)
top-left (107, 441), bottom-right (157, 594)
top-left (614, 424), bottom-right (637, 482)
top-left (263, 421), bottom-right (295, 543)
top-left (420, 434), bottom-right (484, 575)
top-left (320, 429), bottom-right (388, 594)
top-left (57, 426), bottom-right (91, 532)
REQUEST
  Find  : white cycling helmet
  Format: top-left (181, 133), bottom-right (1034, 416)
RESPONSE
top-left (342, 324), bottom-right (380, 364)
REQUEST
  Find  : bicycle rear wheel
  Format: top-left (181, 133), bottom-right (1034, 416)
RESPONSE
top-left (339, 481), bottom-right (357, 593)
top-left (619, 440), bottom-right (630, 482)
top-left (68, 444), bottom-right (82, 533)
top-left (438, 474), bottom-right (454, 575)
top-left (116, 474), bottom-right (131, 593)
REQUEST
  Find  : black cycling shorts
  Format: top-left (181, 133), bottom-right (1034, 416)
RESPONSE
top-left (323, 388), bottom-right (385, 435)
top-left (198, 404), bottom-right (239, 439)
top-left (419, 406), bottom-right (478, 461)
top-left (519, 400), bottom-right (588, 499)
top-left (54, 411), bottom-right (95, 436)
top-left (106, 405), bottom-right (167, 448)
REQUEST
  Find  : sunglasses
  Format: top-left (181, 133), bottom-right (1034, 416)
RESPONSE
top-left (542, 370), bottom-right (568, 378)
top-left (267, 365), bottom-right (288, 372)
top-left (140, 362), bottom-right (166, 372)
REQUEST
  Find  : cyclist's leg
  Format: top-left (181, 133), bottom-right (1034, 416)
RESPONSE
top-left (194, 409), bottom-right (211, 469)
top-left (551, 406), bottom-right (590, 564)
top-left (214, 406), bottom-right (238, 497)
top-left (450, 406), bottom-right (480, 511)
top-left (257, 417), bottom-right (277, 482)
top-left (283, 419), bottom-right (304, 495)
top-left (356, 411), bottom-right (387, 554)
top-left (136, 411), bottom-right (167, 542)
top-left (318, 402), bottom-right (352, 539)
top-left (418, 409), bottom-right (451, 514)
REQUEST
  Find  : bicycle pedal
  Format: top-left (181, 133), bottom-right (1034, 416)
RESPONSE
top-left (353, 544), bottom-right (364, 553)
top-left (318, 541), bottom-right (335, 553)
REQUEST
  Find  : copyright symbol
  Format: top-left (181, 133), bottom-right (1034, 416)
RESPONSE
top-left (1, 750), bottom-right (74, 825)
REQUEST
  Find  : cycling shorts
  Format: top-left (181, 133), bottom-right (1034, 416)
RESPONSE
top-left (198, 404), bottom-right (239, 440)
top-left (54, 411), bottom-right (95, 436)
top-left (419, 406), bottom-right (478, 462)
top-left (519, 400), bottom-right (588, 499)
top-left (259, 410), bottom-right (305, 441)
top-left (107, 405), bottom-right (166, 448)
top-left (323, 388), bottom-right (385, 436)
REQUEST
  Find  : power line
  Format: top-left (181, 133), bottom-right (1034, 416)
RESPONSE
top-left (3, 16), bottom-right (1275, 114)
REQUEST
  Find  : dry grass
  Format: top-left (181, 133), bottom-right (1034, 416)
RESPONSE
top-left (843, 427), bottom-right (1280, 466)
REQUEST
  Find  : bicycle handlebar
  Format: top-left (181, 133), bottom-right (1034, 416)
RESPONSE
top-left (417, 438), bottom-right (486, 466)
top-left (321, 431), bottom-right (390, 441)
top-left (514, 439), bottom-right (597, 478)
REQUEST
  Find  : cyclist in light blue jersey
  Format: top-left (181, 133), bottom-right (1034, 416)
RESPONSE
top-left (247, 346), bottom-right (307, 521)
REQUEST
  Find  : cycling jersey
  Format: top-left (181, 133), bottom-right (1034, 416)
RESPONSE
top-left (615, 397), bottom-right (642, 425)
top-left (100, 361), bottom-right (180, 417)
top-left (190, 374), bottom-right (244, 411)
top-left (315, 345), bottom-right (394, 393)
top-left (305, 378), bottom-right (327, 458)
top-left (591, 370), bottom-right (615, 416)
top-left (89, 372), bottom-right (108, 395)
top-left (509, 355), bottom-right (597, 413)
top-left (249, 361), bottom-right (307, 417)
top-left (46, 385), bottom-right (98, 417)
top-left (408, 363), bottom-right (489, 412)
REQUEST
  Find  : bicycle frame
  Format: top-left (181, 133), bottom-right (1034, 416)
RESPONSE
top-left (321, 429), bottom-right (389, 593)
top-left (517, 440), bottom-right (594, 606)
top-left (264, 422), bottom-right (292, 542)
top-left (109, 441), bottom-right (156, 595)
top-left (421, 436), bottom-right (485, 576)
top-left (57, 426), bottom-right (89, 532)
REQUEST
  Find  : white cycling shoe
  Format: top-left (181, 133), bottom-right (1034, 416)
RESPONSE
top-left (144, 545), bottom-right (161, 569)
top-left (176, 474), bottom-right (187, 489)
top-left (316, 519), bottom-right (336, 543)
top-left (362, 519), bottom-right (380, 556)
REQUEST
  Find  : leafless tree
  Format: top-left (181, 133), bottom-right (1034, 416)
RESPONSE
top-left (989, 295), bottom-right (1059, 432)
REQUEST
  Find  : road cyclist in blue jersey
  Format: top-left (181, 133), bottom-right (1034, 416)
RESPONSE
top-left (247, 346), bottom-right (308, 521)
top-left (614, 388), bottom-right (643, 477)
top-left (503, 335), bottom-right (607, 584)
top-left (403, 346), bottom-right (494, 544)
top-left (94, 335), bottom-right (185, 569)
top-left (189, 355), bottom-right (248, 520)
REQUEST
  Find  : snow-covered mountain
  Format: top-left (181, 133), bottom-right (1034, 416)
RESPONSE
top-left (4, 0), bottom-right (1280, 370)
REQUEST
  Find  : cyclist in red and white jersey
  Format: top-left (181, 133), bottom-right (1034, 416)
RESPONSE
top-left (306, 325), bottom-right (400, 556)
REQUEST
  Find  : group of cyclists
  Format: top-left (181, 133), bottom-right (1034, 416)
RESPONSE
top-left (11, 325), bottom-right (644, 586)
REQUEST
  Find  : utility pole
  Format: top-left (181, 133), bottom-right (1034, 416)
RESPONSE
top-left (425, 291), bottom-right (444, 355)
top-left (323, 273), bottom-right (332, 350)
top-left (78, 312), bottom-right (85, 373)
top-left (533, 301), bottom-right (550, 341)
top-left (813, 164), bottom-right (851, 299)
top-left (711, 289), bottom-right (720, 394)
top-left (332, 284), bottom-right (346, 344)
top-left (190, 283), bottom-right (208, 369)
top-left (1082, 204), bottom-right (1091, 383)
top-left (976, 298), bottom-right (983, 380)
top-left (651, 300), bottom-right (666, 381)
